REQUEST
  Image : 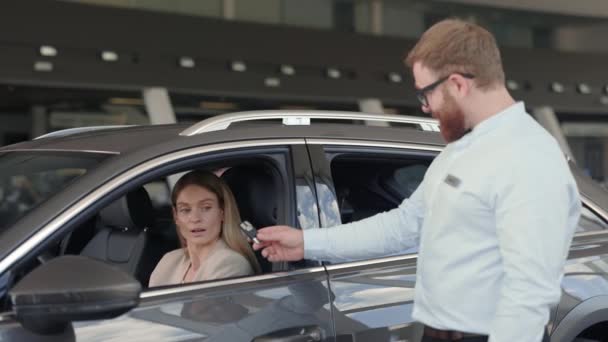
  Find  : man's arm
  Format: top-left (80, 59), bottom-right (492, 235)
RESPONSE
top-left (489, 153), bottom-right (581, 342)
top-left (303, 182), bottom-right (426, 263)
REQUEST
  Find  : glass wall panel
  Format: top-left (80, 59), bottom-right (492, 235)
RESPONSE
top-left (235, 0), bottom-right (281, 24)
top-left (64, 0), bottom-right (608, 53)
top-left (65, 0), bottom-right (222, 18)
top-left (283, 0), bottom-right (333, 29)
top-left (0, 85), bottom-right (146, 146)
top-left (382, 0), bottom-right (424, 38)
top-left (560, 113), bottom-right (608, 187)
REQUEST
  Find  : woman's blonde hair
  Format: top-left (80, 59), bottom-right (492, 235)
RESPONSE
top-left (171, 170), bottom-right (261, 274)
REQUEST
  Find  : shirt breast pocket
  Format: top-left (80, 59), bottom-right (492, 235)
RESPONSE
top-left (434, 174), bottom-right (487, 217)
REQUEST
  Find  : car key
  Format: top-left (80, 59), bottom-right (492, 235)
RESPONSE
top-left (240, 221), bottom-right (260, 244)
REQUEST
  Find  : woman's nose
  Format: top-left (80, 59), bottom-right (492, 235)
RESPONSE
top-left (189, 209), bottom-right (204, 221)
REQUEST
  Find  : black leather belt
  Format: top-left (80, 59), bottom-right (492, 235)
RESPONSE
top-left (423, 325), bottom-right (485, 341)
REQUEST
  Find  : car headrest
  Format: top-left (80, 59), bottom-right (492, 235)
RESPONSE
top-left (383, 164), bottom-right (428, 199)
top-left (99, 187), bottom-right (154, 231)
top-left (221, 166), bottom-right (277, 229)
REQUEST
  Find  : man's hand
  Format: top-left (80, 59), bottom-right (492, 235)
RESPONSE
top-left (253, 225), bottom-right (304, 262)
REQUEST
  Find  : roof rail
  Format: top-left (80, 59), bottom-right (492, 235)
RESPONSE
top-left (35, 125), bottom-right (135, 140)
top-left (179, 110), bottom-right (439, 136)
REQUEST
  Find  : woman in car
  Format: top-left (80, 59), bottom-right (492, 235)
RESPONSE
top-left (149, 170), bottom-right (261, 287)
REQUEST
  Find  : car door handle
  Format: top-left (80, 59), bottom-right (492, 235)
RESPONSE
top-left (252, 325), bottom-right (324, 342)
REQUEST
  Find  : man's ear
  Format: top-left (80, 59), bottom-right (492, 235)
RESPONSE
top-left (449, 74), bottom-right (471, 98)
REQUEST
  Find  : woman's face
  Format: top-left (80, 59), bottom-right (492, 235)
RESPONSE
top-left (173, 184), bottom-right (224, 247)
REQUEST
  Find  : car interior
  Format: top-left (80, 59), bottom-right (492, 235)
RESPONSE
top-left (330, 155), bottom-right (430, 224)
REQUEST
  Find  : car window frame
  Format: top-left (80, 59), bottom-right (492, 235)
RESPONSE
top-left (306, 138), bottom-right (608, 264)
top-left (0, 139), bottom-right (309, 299)
top-left (308, 139), bottom-right (440, 227)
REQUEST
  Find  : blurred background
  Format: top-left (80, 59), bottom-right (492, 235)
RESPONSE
top-left (2, 0), bottom-right (608, 184)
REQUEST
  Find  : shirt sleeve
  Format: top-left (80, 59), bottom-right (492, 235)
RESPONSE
top-left (489, 151), bottom-right (581, 342)
top-left (303, 180), bottom-right (426, 263)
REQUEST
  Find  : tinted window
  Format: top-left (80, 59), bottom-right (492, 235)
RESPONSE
top-left (330, 156), bottom-right (429, 224)
top-left (0, 151), bottom-right (108, 231)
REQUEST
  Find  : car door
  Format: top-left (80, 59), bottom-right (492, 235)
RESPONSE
top-left (0, 140), bottom-right (336, 342)
top-left (307, 140), bottom-right (441, 342)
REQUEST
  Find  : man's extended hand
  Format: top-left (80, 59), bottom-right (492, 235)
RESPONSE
top-left (253, 225), bottom-right (304, 262)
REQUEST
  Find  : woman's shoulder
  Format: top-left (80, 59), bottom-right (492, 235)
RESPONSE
top-left (158, 248), bottom-right (187, 266)
top-left (149, 248), bottom-right (186, 287)
top-left (212, 241), bottom-right (249, 263)
top-left (208, 241), bottom-right (253, 274)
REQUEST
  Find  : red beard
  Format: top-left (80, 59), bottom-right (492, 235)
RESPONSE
top-left (435, 92), bottom-right (467, 143)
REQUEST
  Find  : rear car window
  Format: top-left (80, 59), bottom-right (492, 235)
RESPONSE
top-left (0, 151), bottom-right (109, 231)
top-left (330, 156), bottom-right (429, 224)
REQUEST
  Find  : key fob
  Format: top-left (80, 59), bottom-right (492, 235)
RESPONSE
top-left (240, 221), bottom-right (260, 244)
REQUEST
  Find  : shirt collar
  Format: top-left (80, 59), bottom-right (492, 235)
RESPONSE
top-left (447, 101), bottom-right (525, 149)
top-left (469, 101), bottom-right (525, 138)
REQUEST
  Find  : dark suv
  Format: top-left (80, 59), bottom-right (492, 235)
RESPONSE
top-left (0, 111), bottom-right (607, 342)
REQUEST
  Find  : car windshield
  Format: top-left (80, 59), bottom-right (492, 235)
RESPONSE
top-left (0, 151), bottom-right (109, 232)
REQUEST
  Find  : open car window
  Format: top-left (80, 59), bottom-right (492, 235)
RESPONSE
top-left (55, 158), bottom-right (288, 290)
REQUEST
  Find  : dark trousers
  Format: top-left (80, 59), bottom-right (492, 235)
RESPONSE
top-left (421, 331), bottom-right (550, 342)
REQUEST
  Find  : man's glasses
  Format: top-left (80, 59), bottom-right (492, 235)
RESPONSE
top-left (415, 73), bottom-right (475, 107)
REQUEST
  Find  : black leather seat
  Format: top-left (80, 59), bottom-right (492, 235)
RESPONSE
top-left (80, 187), bottom-right (160, 285)
top-left (382, 164), bottom-right (427, 200)
top-left (221, 165), bottom-right (277, 273)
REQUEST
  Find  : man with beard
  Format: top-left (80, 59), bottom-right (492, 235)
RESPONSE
top-left (253, 18), bottom-right (580, 342)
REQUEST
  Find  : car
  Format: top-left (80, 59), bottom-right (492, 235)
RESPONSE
top-left (0, 110), bottom-right (607, 342)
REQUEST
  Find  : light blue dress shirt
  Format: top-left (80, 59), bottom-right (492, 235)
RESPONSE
top-left (304, 102), bottom-right (581, 342)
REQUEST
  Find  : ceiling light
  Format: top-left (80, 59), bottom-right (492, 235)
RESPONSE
top-left (576, 83), bottom-right (592, 95)
top-left (506, 80), bottom-right (519, 91)
top-left (264, 77), bottom-right (280, 87)
top-left (178, 56), bottom-right (195, 68)
top-left (230, 60), bottom-right (246, 72)
top-left (550, 82), bottom-right (565, 93)
top-left (33, 61), bottom-right (53, 72)
top-left (101, 50), bottom-right (119, 62)
top-left (326, 67), bottom-right (341, 79)
top-left (39, 45), bottom-right (57, 57)
top-left (280, 64), bottom-right (295, 76)
top-left (387, 72), bottom-right (402, 83)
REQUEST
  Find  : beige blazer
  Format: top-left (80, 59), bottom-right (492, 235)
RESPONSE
top-left (149, 239), bottom-right (254, 287)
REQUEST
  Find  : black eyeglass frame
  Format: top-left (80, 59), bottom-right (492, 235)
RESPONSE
top-left (415, 72), bottom-right (475, 107)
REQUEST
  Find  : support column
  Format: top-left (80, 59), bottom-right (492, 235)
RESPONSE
top-left (358, 98), bottom-right (389, 126)
top-left (31, 105), bottom-right (47, 138)
top-left (532, 106), bottom-right (575, 163)
top-left (143, 87), bottom-right (178, 189)
top-left (142, 87), bottom-right (177, 125)
top-left (223, 0), bottom-right (235, 20)
top-left (370, 0), bottom-right (383, 35)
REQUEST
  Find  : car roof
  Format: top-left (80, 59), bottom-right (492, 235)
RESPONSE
top-left (0, 124), bottom-right (187, 154)
top-left (0, 111), bottom-right (446, 154)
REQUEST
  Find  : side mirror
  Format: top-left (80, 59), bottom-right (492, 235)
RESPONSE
top-left (9, 255), bottom-right (141, 335)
